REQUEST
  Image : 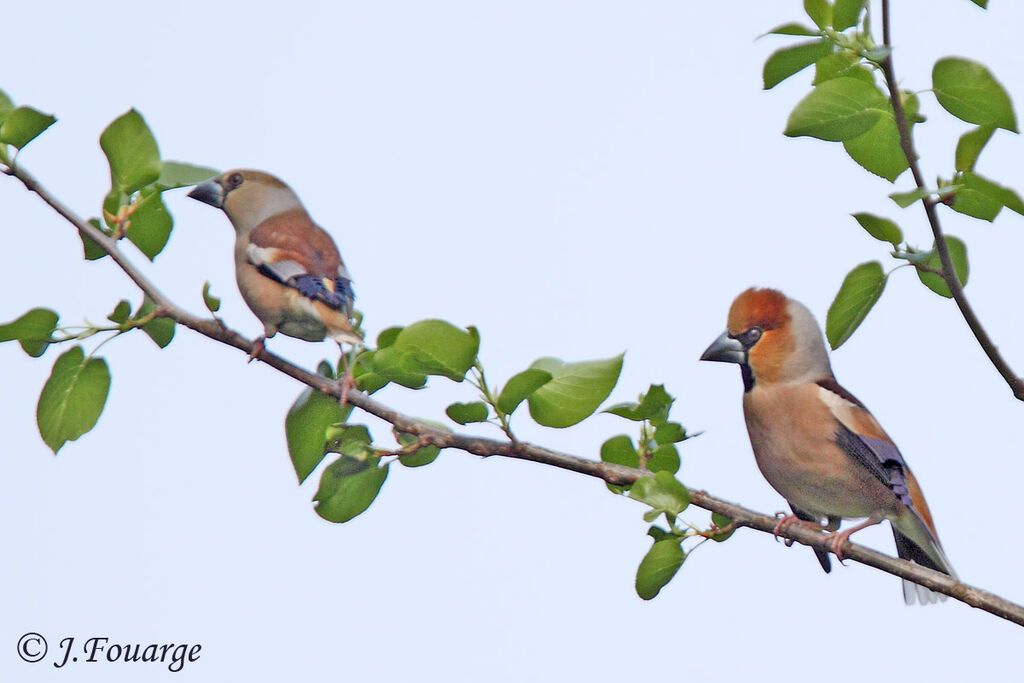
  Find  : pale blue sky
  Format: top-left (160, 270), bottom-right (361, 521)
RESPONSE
top-left (2, 1), bottom-right (1022, 680)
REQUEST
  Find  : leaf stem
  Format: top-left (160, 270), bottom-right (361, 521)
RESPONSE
top-left (471, 363), bottom-right (517, 442)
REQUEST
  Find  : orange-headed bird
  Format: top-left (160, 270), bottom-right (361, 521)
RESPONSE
top-left (701, 288), bottom-right (955, 604)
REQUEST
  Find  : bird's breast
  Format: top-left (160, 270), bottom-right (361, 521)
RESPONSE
top-left (742, 383), bottom-right (898, 520)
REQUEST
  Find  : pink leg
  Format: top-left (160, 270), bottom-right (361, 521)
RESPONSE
top-left (825, 514), bottom-right (884, 561)
top-left (339, 350), bottom-right (354, 409)
top-left (248, 336), bottom-right (266, 363)
top-left (772, 514), bottom-right (827, 541)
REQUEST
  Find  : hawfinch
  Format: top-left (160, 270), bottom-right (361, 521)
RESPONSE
top-left (188, 170), bottom-right (362, 357)
top-left (700, 287), bottom-right (955, 604)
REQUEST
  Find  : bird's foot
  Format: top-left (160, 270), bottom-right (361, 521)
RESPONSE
top-left (248, 336), bottom-right (266, 363)
top-left (772, 513), bottom-right (826, 545)
top-left (823, 514), bottom-right (884, 563)
top-left (339, 350), bottom-right (355, 410)
top-left (340, 372), bottom-right (354, 410)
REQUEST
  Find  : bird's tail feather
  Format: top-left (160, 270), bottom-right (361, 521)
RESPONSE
top-left (892, 510), bottom-right (957, 606)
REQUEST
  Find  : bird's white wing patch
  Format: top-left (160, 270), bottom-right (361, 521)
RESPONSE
top-left (816, 384), bottom-right (859, 428)
top-left (246, 244), bottom-right (307, 282)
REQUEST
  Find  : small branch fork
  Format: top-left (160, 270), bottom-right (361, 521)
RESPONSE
top-left (5, 162), bottom-right (1024, 627)
top-left (878, 0), bottom-right (1024, 400)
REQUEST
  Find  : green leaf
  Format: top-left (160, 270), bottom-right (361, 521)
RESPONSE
top-left (286, 386), bottom-right (346, 483)
top-left (316, 359), bottom-right (336, 379)
top-left (604, 384), bottom-right (674, 424)
top-left (825, 261), bottom-right (886, 349)
top-left (107, 300), bottom-right (131, 325)
top-left (863, 46), bottom-right (893, 64)
top-left (763, 22), bottom-right (819, 37)
top-left (813, 52), bottom-right (875, 86)
top-left (0, 308), bottom-right (59, 357)
top-left (803, 0), bottom-right (831, 30)
top-left (36, 346), bottom-right (110, 454)
top-left (526, 354), bottom-right (623, 428)
top-left (351, 352), bottom-right (390, 393)
top-left (784, 77), bottom-right (887, 141)
top-left (629, 471), bottom-right (691, 517)
top-left (80, 219), bottom-right (109, 261)
top-left (600, 435), bottom-right (639, 469)
top-left (135, 296), bottom-right (175, 348)
top-left (851, 213), bottom-right (902, 246)
top-left (763, 40), bottom-right (833, 90)
top-left (950, 171), bottom-right (1005, 221)
top-left (362, 347), bottom-right (427, 389)
top-left (354, 372), bottom-right (389, 394)
top-left (635, 538), bottom-right (684, 600)
top-left (0, 90), bottom-right (13, 124)
top-left (842, 112), bottom-right (909, 181)
top-left (326, 424), bottom-right (377, 460)
top-left (832, 0), bottom-right (863, 31)
top-left (999, 187), bottom-right (1024, 217)
top-left (842, 90), bottom-right (918, 181)
top-left (100, 109), bottom-right (162, 194)
top-left (314, 456), bottom-right (388, 523)
top-left (932, 57), bottom-right (1018, 132)
top-left (968, 0), bottom-right (987, 7)
top-left (154, 161), bottom-right (218, 191)
top-left (647, 443), bottom-right (680, 475)
top-left (387, 319), bottom-right (479, 382)
top-left (399, 447), bottom-right (440, 467)
top-left (949, 171), bottom-right (1024, 221)
top-left (376, 326), bottom-right (402, 349)
top-left (955, 125), bottom-right (995, 172)
top-left (889, 187), bottom-right (932, 208)
top-left (445, 401), bottom-right (489, 425)
top-left (496, 368), bottom-right (553, 415)
top-left (127, 192), bottom-right (172, 260)
top-left (902, 91), bottom-right (924, 125)
top-left (710, 512), bottom-right (735, 542)
top-left (653, 422), bottom-right (687, 444)
top-left (394, 431), bottom-right (441, 467)
top-left (0, 106), bottom-right (56, 149)
top-left (201, 281), bottom-right (221, 313)
top-left (916, 236), bottom-right (969, 298)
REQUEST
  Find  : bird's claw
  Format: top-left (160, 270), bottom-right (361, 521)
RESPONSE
top-left (339, 349), bottom-right (355, 410)
top-left (772, 514), bottom-right (800, 542)
top-left (772, 514), bottom-right (827, 544)
top-left (248, 336), bottom-right (266, 363)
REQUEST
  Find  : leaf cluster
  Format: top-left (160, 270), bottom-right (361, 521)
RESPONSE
top-left (763, 1), bottom-right (1019, 348)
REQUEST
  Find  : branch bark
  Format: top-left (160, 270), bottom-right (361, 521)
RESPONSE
top-left (879, 0), bottom-right (1024, 400)
top-left (6, 162), bottom-right (1024, 627)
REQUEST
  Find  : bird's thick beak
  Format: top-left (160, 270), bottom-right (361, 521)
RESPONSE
top-left (187, 179), bottom-right (225, 208)
top-left (700, 330), bottom-right (746, 364)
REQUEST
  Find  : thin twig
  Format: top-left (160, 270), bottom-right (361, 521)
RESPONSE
top-left (879, 0), bottom-right (1024, 400)
top-left (6, 162), bottom-right (1024, 626)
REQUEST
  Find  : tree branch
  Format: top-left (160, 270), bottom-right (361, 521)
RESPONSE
top-left (878, 0), bottom-right (1024, 400)
top-left (6, 162), bottom-right (1024, 626)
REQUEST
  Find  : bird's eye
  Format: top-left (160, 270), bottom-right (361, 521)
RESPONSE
top-left (732, 326), bottom-right (763, 348)
top-left (228, 172), bottom-right (244, 187)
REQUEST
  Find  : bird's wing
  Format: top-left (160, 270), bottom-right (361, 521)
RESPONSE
top-left (247, 211), bottom-right (354, 314)
top-left (817, 379), bottom-right (955, 580)
top-left (816, 378), bottom-right (911, 506)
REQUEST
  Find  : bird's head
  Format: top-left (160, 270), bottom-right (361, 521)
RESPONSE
top-left (188, 169), bottom-right (304, 235)
top-left (700, 287), bottom-right (832, 391)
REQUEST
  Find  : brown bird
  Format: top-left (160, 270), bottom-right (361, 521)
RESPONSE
top-left (701, 287), bottom-right (955, 604)
top-left (188, 169), bottom-right (362, 360)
